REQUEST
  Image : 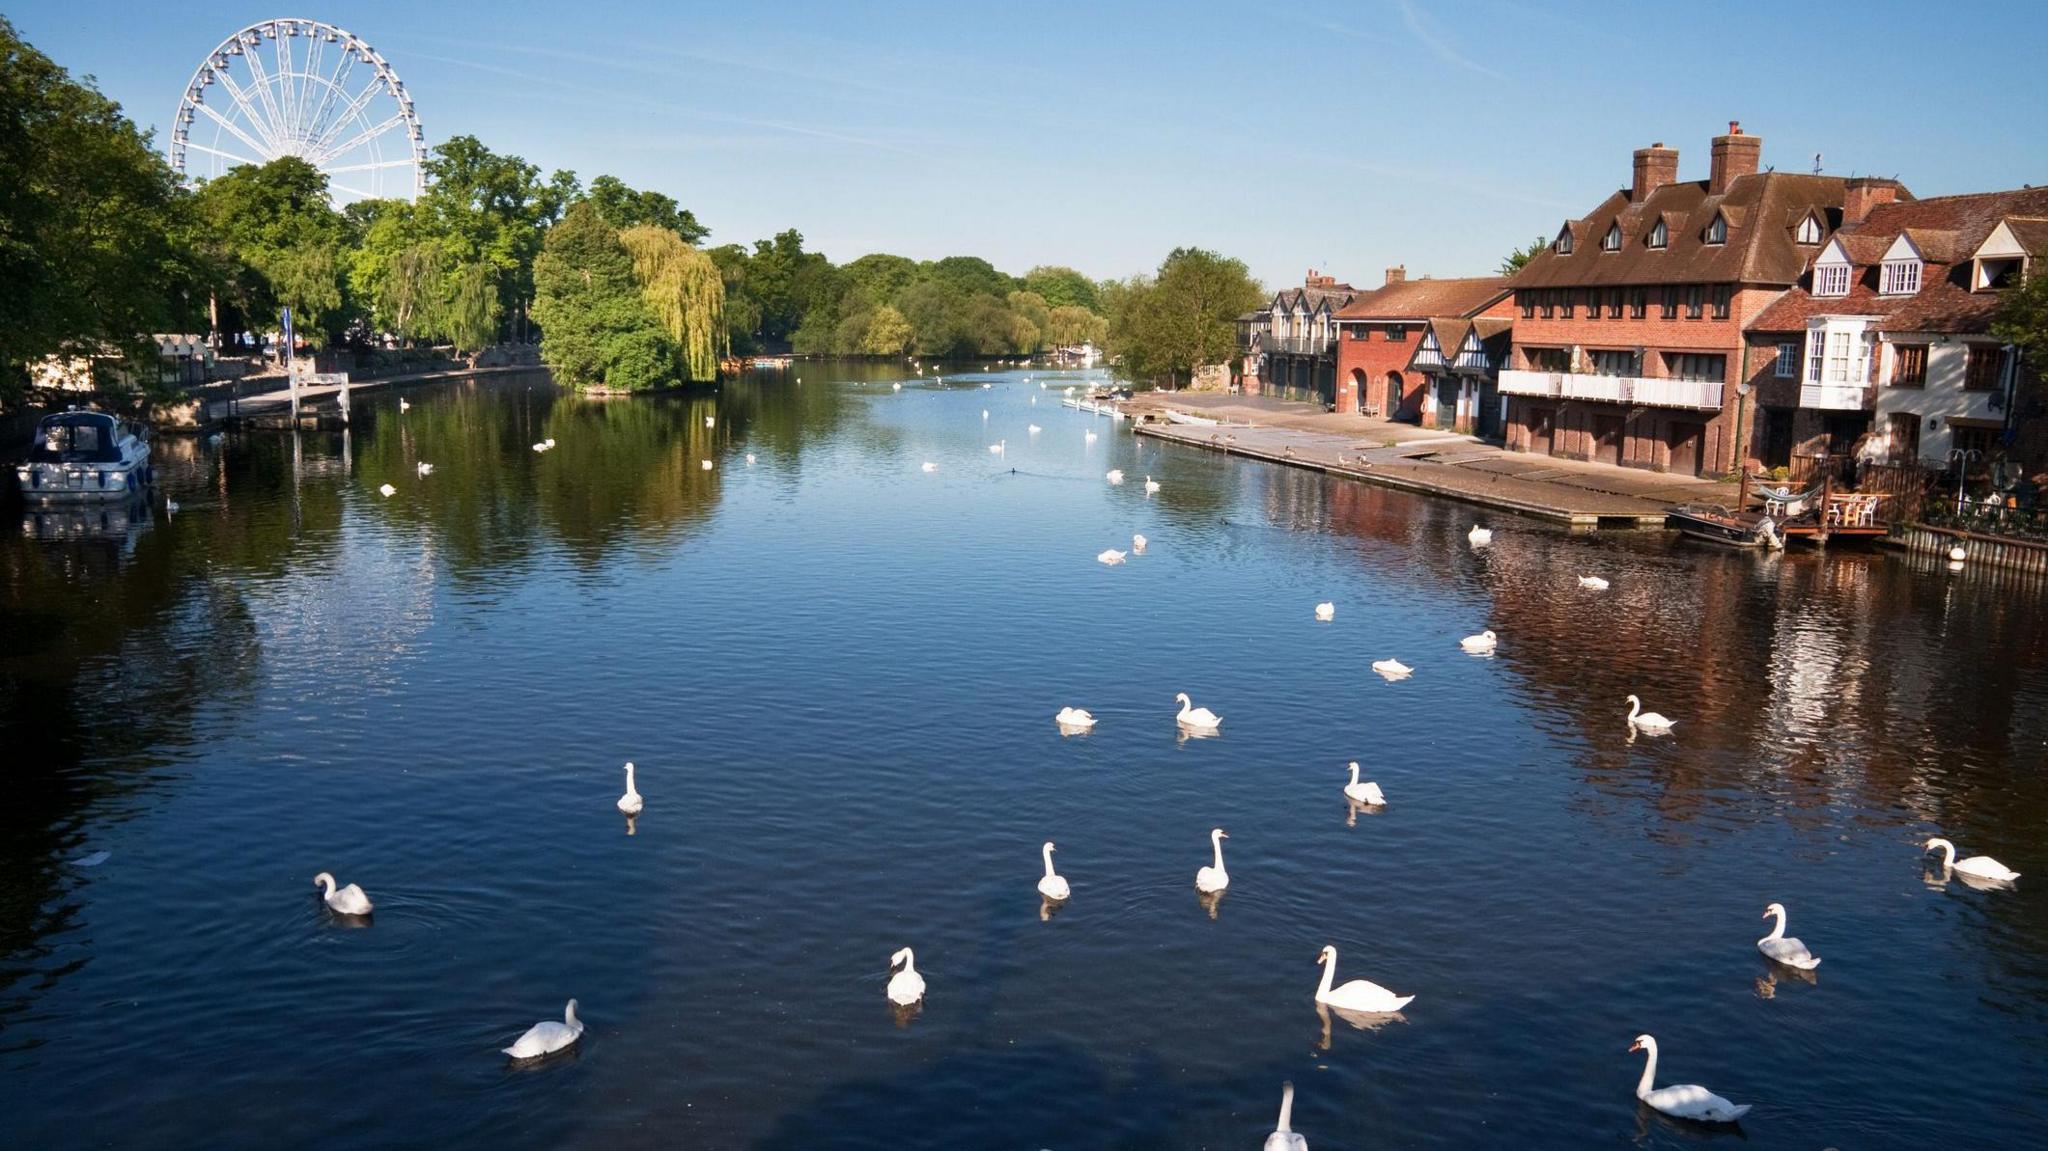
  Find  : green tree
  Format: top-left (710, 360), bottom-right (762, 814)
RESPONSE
top-left (706, 242), bottom-right (763, 355)
top-left (1499, 234), bottom-right (1549, 276)
top-left (188, 156), bottom-right (354, 346)
top-left (860, 304), bottom-right (913, 356)
top-left (1047, 304), bottom-right (1107, 348)
top-left (1106, 247), bottom-right (1263, 387)
top-left (415, 136), bottom-right (574, 339)
top-left (444, 260), bottom-right (502, 357)
top-left (1024, 265), bottom-right (1099, 312)
top-left (531, 202), bottom-right (676, 391)
top-left (1007, 290), bottom-right (1051, 352)
top-left (840, 253), bottom-right (919, 302)
top-left (584, 174), bottom-right (709, 245)
top-left (923, 255), bottom-right (1016, 301)
top-left (1993, 268), bottom-right (2048, 417)
top-left (620, 224), bottom-right (726, 381)
top-left (0, 15), bottom-right (200, 400)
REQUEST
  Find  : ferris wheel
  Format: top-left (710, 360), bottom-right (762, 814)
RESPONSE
top-left (169, 18), bottom-right (426, 202)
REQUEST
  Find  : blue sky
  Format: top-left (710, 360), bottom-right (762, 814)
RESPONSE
top-left (13, 1), bottom-right (2047, 290)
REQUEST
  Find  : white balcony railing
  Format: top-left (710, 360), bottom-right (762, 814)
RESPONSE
top-left (1799, 383), bottom-right (1870, 411)
top-left (1498, 369), bottom-right (1723, 410)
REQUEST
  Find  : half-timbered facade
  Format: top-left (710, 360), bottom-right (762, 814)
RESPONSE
top-left (1332, 269), bottom-right (1512, 419)
top-left (1409, 318), bottom-right (1514, 434)
top-left (1248, 270), bottom-right (1356, 404)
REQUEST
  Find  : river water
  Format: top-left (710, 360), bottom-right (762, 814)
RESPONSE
top-left (2, 364), bottom-right (2043, 1149)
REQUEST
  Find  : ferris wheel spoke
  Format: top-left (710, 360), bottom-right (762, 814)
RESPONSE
top-left (306, 78), bottom-right (387, 158)
top-left (308, 112), bottom-right (407, 168)
top-left (319, 157), bottom-right (418, 174)
top-left (237, 45), bottom-right (293, 152)
top-left (305, 54), bottom-right (355, 143)
top-left (272, 28), bottom-right (299, 141)
top-left (207, 68), bottom-right (284, 153)
top-left (193, 100), bottom-right (279, 164)
top-left (327, 179), bottom-right (379, 201)
top-left (183, 140), bottom-right (266, 168)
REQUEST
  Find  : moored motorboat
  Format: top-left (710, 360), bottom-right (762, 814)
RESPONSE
top-left (1667, 503), bottom-right (1782, 549)
top-left (15, 410), bottom-right (153, 501)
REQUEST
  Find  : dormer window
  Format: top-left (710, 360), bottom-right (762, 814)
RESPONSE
top-left (1555, 227), bottom-right (1574, 255)
top-left (1648, 219), bottom-right (1668, 249)
top-left (1880, 258), bottom-right (1921, 296)
top-left (1795, 213), bottom-right (1824, 244)
top-left (1815, 263), bottom-right (1851, 297)
top-left (1602, 223), bottom-right (1622, 252)
top-left (1705, 214), bottom-right (1727, 245)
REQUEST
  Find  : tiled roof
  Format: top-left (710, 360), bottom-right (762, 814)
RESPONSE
top-left (1272, 285), bottom-right (1357, 314)
top-left (1334, 275), bottom-right (1511, 320)
top-left (1749, 185), bottom-right (2048, 334)
top-left (1510, 171), bottom-right (1877, 289)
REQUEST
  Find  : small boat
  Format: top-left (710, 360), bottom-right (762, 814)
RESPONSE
top-left (1667, 504), bottom-right (1783, 549)
top-left (1163, 409), bottom-right (1220, 427)
top-left (15, 410), bottom-right (153, 501)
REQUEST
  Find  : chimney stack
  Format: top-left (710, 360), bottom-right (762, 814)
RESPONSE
top-left (1709, 121), bottom-right (1761, 194)
top-left (1305, 268), bottom-right (1336, 290)
top-left (1632, 142), bottom-right (1679, 202)
top-left (1842, 177), bottom-right (1902, 225)
top-left (1385, 264), bottom-right (1407, 286)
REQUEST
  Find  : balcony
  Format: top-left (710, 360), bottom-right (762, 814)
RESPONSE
top-left (1799, 383), bottom-right (1871, 411)
top-left (1260, 335), bottom-right (1336, 357)
top-left (1498, 369), bottom-right (1723, 411)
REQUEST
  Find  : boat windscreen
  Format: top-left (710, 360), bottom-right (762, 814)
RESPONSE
top-left (30, 417), bottom-right (124, 463)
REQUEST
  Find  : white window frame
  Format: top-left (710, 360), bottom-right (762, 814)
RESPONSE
top-left (1649, 219), bottom-right (1668, 249)
top-left (1795, 214), bottom-right (1823, 244)
top-left (1705, 215), bottom-right (1727, 245)
top-left (1880, 259), bottom-right (1921, 296)
top-left (1814, 262), bottom-right (1851, 297)
top-left (1603, 223), bottom-right (1622, 251)
top-left (1806, 327), bottom-right (1826, 384)
top-left (1556, 228), bottom-right (1574, 255)
top-left (1775, 343), bottom-right (1798, 379)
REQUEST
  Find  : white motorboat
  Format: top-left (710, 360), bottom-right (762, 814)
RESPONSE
top-left (16, 410), bottom-right (153, 501)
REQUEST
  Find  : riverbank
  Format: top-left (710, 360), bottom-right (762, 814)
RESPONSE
top-left (204, 365), bottom-right (548, 428)
top-left (1125, 391), bottom-right (1727, 529)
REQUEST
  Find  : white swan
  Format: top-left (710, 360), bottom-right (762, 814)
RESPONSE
top-left (532, 442), bottom-right (548, 453)
top-left (545, 438), bottom-right (555, 449)
top-left (1097, 548), bottom-right (1127, 565)
top-left (617, 761), bottom-right (643, 815)
top-left (1145, 475), bottom-right (1160, 494)
top-left (1468, 524), bottom-right (1492, 546)
top-left (1314, 602), bottom-right (1335, 621)
top-left (1028, 424), bottom-right (1042, 434)
top-left (1925, 837), bottom-right (2020, 881)
top-left (1371, 658), bottom-right (1413, 680)
top-left (1263, 1081), bottom-right (1308, 1151)
top-left (1037, 841), bottom-right (1070, 901)
top-left (1629, 1034), bottom-right (1750, 1123)
top-left (1314, 945), bottom-right (1412, 1012)
top-left (1175, 692), bottom-right (1221, 729)
top-left (1578, 575), bottom-right (1610, 590)
top-left (892, 382), bottom-right (902, 391)
top-left (704, 415), bottom-right (715, 428)
top-left (1460, 629), bottom-right (1498, 653)
top-left (1343, 762), bottom-right (1385, 806)
top-left (1757, 902), bottom-right (1820, 970)
top-left (1131, 533), bottom-right (1147, 554)
top-left (313, 872), bottom-right (373, 915)
top-left (982, 409), bottom-right (989, 420)
top-left (417, 462), bottom-right (434, 476)
top-left (1106, 469), bottom-right (1124, 484)
top-left (989, 439), bottom-right (1006, 455)
top-left (701, 459), bottom-right (714, 471)
top-left (1085, 430), bottom-right (1098, 443)
top-left (887, 947), bottom-right (925, 1005)
top-left (503, 999), bottom-right (583, 1059)
top-left (1054, 706), bottom-right (1095, 729)
top-left (746, 453), bottom-right (756, 465)
top-left (1626, 695), bottom-right (1675, 732)
top-left (377, 483), bottom-right (397, 498)
top-left (1195, 828), bottom-right (1229, 892)
top-left (398, 397), bottom-right (410, 412)
top-left (921, 461), bottom-right (937, 472)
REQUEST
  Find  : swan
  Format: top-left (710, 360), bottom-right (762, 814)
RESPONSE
top-left (1314, 602), bottom-right (1335, 621)
top-left (1578, 575), bottom-right (1610, 590)
top-left (1629, 1034), bottom-right (1750, 1123)
top-left (982, 409), bottom-right (989, 421)
top-left (313, 872), bottom-right (373, 916)
top-left (1468, 524), bottom-right (1491, 546)
top-left (1925, 837), bottom-right (2020, 881)
top-left (892, 382), bottom-right (901, 391)
top-left (1175, 692), bottom-right (1221, 729)
top-left (1097, 548), bottom-right (1127, 565)
top-left (1461, 629), bottom-right (1498, 653)
top-left (1263, 1081), bottom-right (1308, 1151)
top-left (1131, 533), bottom-right (1147, 554)
top-left (417, 462), bottom-right (434, 476)
top-left (1085, 430), bottom-right (1098, 443)
top-left (1145, 475), bottom-right (1160, 494)
top-left (1028, 424), bottom-right (1042, 434)
top-left (1195, 828), bottom-right (1229, 892)
top-left (1371, 659), bottom-right (1413, 679)
top-left (989, 440), bottom-right (1006, 455)
top-left (1054, 706), bottom-right (1095, 729)
top-left (701, 459), bottom-right (714, 471)
top-left (1037, 842), bottom-right (1070, 901)
top-left (532, 442), bottom-right (548, 453)
top-left (545, 439), bottom-right (555, 449)
top-left (704, 415), bottom-right (715, 428)
top-left (887, 947), bottom-right (925, 1005)
top-left (378, 483), bottom-right (397, 498)
top-left (1106, 469), bottom-right (1124, 484)
top-left (617, 761), bottom-right (643, 815)
top-left (503, 999), bottom-right (583, 1059)
top-left (746, 453), bottom-right (756, 465)
top-left (1757, 902), bottom-right (1820, 970)
top-left (1343, 762), bottom-right (1385, 806)
top-left (1314, 945), bottom-right (1412, 1012)
top-left (398, 398), bottom-right (410, 412)
top-left (921, 461), bottom-right (937, 472)
top-left (1626, 695), bottom-right (1675, 732)
top-left (164, 498), bottom-right (179, 516)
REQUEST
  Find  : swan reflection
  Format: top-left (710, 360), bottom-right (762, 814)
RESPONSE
top-left (890, 1001), bottom-right (923, 1029)
top-left (1039, 896), bottom-right (1064, 922)
top-left (1195, 888), bottom-right (1225, 920)
top-left (1056, 721), bottom-right (1094, 738)
top-left (1316, 1002), bottom-right (1407, 1049)
top-left (1752, 965), bottom-right (1817, 999)
top-left (623, 813), bottom-right (638, 837)
top-left (1344, 798), bottom-right (1385, 827)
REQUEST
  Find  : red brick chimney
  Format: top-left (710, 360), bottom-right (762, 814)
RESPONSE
top-left (1842, 177), bottom-right (1902, 225)
top-left (1305, 268), bottom-right (1336, 290)
top-left (1709, 121), bottom-right (1761, 194)
top-left (1632, 142), bottom-right (1679, 202)
top-left (1384, 264), bottom-right (1406, 286)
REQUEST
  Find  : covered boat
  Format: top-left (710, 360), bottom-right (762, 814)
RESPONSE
top-left (1667, 503), bottom-right (1784, 549)
top-left (15, 410), bottom-right (152, 501)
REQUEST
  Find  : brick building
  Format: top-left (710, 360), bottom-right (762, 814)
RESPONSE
top-left (1246, 270), bottom-right (1356, 404)
top-left (1743, 184), bottom-right (2047, 471)
top-left (1332, 268), bottom-right (1512, 420)
top-left (1501, 123), bottom-right (1878, 476)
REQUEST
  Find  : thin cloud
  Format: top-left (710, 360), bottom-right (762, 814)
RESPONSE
top-left (1396, 0), bottom-right (1506, 80)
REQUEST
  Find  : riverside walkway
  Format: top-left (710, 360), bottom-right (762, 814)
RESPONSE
top-left (1126, 392), bottom-right (1727, 529)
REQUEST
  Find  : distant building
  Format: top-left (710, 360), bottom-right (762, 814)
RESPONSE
top-left (1245, 269), bottom-right (1356, 405)
top-left (1503, 123), bottom-right (1873, 476)
top-left (31, 335), bottom-right (218, 392)
top-left (1743, 185), bottom-right (2047, 470)
top-left (1332, 267), bottom-right (1513, 426)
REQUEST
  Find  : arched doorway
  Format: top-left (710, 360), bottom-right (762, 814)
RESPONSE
top-left (1385, 371), bottom-right (1405, 420)
top-left (1350, 368), bottom-right (1370, 414)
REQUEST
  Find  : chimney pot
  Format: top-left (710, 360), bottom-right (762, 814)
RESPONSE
top-left (1385, 264), bottom-right (1406, 286)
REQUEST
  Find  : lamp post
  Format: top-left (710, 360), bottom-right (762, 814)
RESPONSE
top-left (1949, 447), bottom-right (1982, 518)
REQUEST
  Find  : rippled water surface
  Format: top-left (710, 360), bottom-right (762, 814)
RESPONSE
top-left (4, 364), bottom-right (2045, 1149)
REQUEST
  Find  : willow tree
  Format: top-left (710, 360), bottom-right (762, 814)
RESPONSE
top-left (444, 261), bottom-right (502, 357)
top-left (620, 225), bottom-right (727, 382)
